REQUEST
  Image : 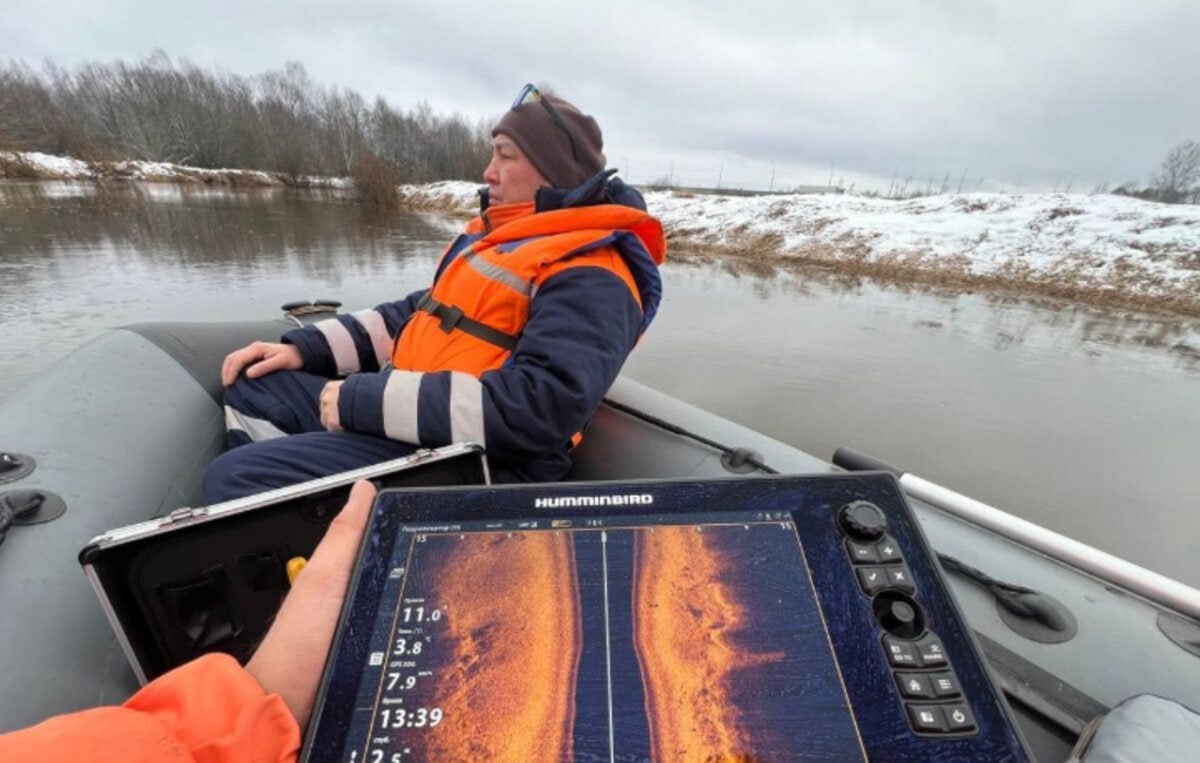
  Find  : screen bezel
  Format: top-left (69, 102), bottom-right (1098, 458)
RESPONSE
top-left (300, 474), bottom-right (1029, 762)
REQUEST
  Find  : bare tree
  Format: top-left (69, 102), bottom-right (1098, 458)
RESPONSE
top-left (1152, 140), bottom-right (1200, 203)
top-left (0, 54), bottom-right (493, 183)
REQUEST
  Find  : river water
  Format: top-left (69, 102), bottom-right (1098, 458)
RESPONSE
top-left (2, 181), bottom-right (1198, 587)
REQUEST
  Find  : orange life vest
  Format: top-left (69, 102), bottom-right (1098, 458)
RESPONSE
top-left (391, 201), bottom-right (666, 375)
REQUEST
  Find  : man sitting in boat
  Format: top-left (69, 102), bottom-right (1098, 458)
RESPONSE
top-left (202, 84), bottom-right (666, 502)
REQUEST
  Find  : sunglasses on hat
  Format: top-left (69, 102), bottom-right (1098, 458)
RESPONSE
top-left (511, 83), bottom-right (580, 162)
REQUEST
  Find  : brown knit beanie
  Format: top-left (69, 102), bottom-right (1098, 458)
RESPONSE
top-left (492, 89), bottom-right (606, 189)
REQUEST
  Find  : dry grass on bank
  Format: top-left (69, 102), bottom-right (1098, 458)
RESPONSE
top-left (351, 153), bottom-right (401, 207)
top-left (670, 236), bottom-right (1200, 319)
top-left (396, 184), bottom-right (476, 214)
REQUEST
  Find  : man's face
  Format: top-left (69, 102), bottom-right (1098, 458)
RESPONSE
top-left (483, 134), bottom-right (550, 204)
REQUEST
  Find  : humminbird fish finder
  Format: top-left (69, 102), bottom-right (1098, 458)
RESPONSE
top-left (304, 474), bottom-right (1029, 762)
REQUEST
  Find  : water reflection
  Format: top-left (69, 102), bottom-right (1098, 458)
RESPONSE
top-left (0, 181), bottom-right (461, 395)
top-left (0, 182), bottom-right (458, 279)
top-left (669, 251), bottom-right (1200, 373)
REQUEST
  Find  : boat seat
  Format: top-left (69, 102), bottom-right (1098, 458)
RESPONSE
top-left (1071, 694), bottom-right (1200, 762)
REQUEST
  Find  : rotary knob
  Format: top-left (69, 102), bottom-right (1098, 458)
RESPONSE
top-left (839, 501), bottom-right (888, 541)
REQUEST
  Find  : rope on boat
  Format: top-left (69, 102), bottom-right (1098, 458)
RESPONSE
top-left (935, 553), bottom-right (1039, 618)
top-left (600, 398), bottom-right (780, 474)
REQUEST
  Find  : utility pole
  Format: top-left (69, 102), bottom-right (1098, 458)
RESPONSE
top-left (717, 160), bottom-right (724, 189)
top-left (769, 164), bottom-right (776, 192)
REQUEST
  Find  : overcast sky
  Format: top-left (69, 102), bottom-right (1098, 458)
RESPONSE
top-left (4, 0), bottom-right (1198, 192)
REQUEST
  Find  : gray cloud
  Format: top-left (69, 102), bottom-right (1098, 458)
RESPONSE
top-left (4, 0), bottom-right (1197, 190)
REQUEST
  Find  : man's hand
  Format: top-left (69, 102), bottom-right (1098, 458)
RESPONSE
top-left (221, 342), bottom-right (303, 387)
top-left (320, 381), bottom-right (344, 431)
top-left (245, 480), bottom-right (375, 730)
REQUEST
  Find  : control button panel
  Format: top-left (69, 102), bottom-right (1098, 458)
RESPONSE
top-left (838, 500), bottom-right (979, 739)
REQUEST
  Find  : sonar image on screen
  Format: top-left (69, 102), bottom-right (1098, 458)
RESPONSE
top-left (338, 513), bottom-right (866, 762)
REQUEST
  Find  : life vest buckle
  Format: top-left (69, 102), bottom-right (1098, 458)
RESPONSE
top-left (414, 292), bottom-right (521, 352)
top-left (435, 305), bottom-right (464, 333)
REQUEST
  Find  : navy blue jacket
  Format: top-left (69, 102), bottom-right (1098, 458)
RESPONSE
top-left (282, 175), bottom-right (663, 482)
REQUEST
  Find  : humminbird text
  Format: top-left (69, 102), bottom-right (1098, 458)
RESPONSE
top-left (534, 495), bottom-right (655, 508)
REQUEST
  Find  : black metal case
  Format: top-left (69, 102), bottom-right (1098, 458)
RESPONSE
top-left (79, 444), bottom-right (489, 683)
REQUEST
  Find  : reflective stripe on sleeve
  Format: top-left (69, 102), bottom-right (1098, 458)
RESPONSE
top-left (224, 405), bottom-right (288, 442)
top-left (448, 372), bottom-right (486, 446)
top-left (353, 309), bottom-right (393, 366)
top-left (382, 370), bottom-right (423, 444)
top-left (316, 319), bottom-right (360, 375)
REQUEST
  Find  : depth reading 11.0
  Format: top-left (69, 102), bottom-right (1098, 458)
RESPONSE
top-left (378, 707), bottom-right (444, 729)
top-left (402, 606), bottom-right (441, 623)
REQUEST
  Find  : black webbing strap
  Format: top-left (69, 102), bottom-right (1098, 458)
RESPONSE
top-left (416, 293), bottom-right (520, 352)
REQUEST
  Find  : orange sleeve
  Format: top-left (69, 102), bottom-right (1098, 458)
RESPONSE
top-left (0, 653), bottom-right (300, 763)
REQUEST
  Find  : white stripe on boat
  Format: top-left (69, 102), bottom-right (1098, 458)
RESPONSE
top-left (902, 474), bottom-right (1200, 621)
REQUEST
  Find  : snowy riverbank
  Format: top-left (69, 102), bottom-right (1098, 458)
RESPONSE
top-left (401, 181), bottom-right (1200, 317)
top-left (5, 150), bottom-right (1198, 316)
top-left (0, 150), bottom-right (350, 189)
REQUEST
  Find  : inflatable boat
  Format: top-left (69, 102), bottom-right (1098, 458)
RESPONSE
top-left (1, 315), bottom-right (1199, 762)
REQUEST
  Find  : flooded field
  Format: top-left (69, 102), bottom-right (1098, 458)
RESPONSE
top-left (1, 181), bottom-right (1198, 587)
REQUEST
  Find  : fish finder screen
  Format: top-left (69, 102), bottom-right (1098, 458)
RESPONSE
top-left (317, 511), bottom-right (865, 762)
